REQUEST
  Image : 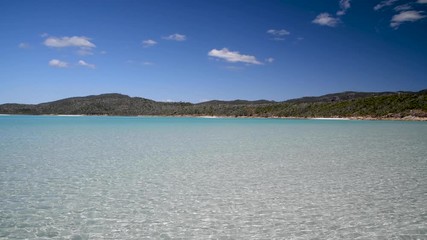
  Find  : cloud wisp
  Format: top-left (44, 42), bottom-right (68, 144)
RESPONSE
top-left (208, 48), bottom-right (262, 65)
top-left (77, 49), bottom-right (94, 56)
top-left (373, 0), bottom-right (425, 28)
top-left (312, 13), bottom-right (339, 27)
top-left (162, 33), bottom-right (186, 41)
top-left (265, 57), bottom-right (274, 63)
top-left (390, 10), bottom-right (426, 28)
top-left (337, 0), bottom-right (351, 16)
top-left (142, 39), bottom-right (157, 47)
top-left (312, 0), bottom-right (350, 27)
top-left (48, 59), bottom-right (68, 68)
top-left (394, 4), bottom-right (413, 11)
top-left (142, 61), bottom-right (154, 66)
top-left (44, 36), bottom-right (95, 48)
top-left (374, 0), bottom-right (399, 11)
top-left (78, 60), bottom-right (96, 69)
top-left (267, 29), bottom-right (290, 40)
top-left (44, 36), bottom-right (96, 55)
top-left (18, 43), bottom-right (30, 49)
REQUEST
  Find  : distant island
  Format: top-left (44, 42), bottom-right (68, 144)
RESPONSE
top-left (1, 90), bottom-right (426, 120)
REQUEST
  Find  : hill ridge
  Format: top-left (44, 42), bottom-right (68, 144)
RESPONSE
top-left (1, 90), bottom-right (426, 120)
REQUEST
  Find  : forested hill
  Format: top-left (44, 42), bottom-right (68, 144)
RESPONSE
top-left (1, 90), bottom-right (426, 119)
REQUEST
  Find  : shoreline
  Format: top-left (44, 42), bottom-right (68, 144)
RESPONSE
top-left (169, 114), bottom-right (427, 121)
top-left (1, 114), bottom-right (426, 121)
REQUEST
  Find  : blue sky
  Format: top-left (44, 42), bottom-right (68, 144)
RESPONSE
top-left (1, 0), bottom-right (426, 104)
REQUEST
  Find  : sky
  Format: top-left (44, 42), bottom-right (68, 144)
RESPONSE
top-left (1, 0), bottom-right (427, 104)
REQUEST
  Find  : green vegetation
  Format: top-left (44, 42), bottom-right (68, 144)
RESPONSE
top-left (1, 90), bottom-right (426, 120)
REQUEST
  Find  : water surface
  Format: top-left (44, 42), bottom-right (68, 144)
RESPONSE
top-left (1, 116), bottom-right (426, 239)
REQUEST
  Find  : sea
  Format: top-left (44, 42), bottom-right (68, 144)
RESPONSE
top-left (0, 115), bottom-right (426, 239)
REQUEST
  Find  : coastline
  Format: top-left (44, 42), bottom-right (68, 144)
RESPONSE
top-left (1, 113), bottom-right (426, 121)
top-left (180, 115), bottom-right (427, 121)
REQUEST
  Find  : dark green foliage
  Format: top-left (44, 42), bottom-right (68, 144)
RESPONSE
top-left (1, 90), bottom-right (426, 119)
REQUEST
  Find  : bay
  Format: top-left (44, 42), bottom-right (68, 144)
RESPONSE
top-left (0, 115), bottom-right (426, 239)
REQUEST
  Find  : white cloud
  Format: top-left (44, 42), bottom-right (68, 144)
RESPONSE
top-left (267, 29), bottom-right (290, 40)
top-left (162, 33), bottom-right (186, 41)
top-left (337, 0), bottom-right (351, 16)
top-left (142, 39), bottom-right (157, 47)
top-left (78, 60), bottom-right (95, 69)
top-left (48, 59), bottom-right (68, 68)
top-left (142, 61), bottom-right (153, 66)
top-left (312, 13), bottom-right (339, 27)
top-left (394, 4), bottom-right (413, 11)
top-left (418, 0), bottom-right (427, 3)
top-left (374, 0), bottom-right (398, 11)
top-left (267, 29), bottom-right (290, 36)
top-left (18, 42), bottom-right (30, 49)
top-left (100, 50), bottom-right (107, 55)
top-left (44, 36), bottom-right (96, 48)
top-left (208, 48), bottom-right (262, 65)
top-left (390, 10), bottom-right (426, 28)
top-left (265, 57), bottom-right (274, 63)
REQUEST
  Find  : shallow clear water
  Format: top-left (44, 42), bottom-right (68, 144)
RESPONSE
top-left (0, 115), bottom-right (426, 239)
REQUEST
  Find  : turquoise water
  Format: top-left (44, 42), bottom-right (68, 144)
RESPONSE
top-left (1, 115), bottom-right (426, 239)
